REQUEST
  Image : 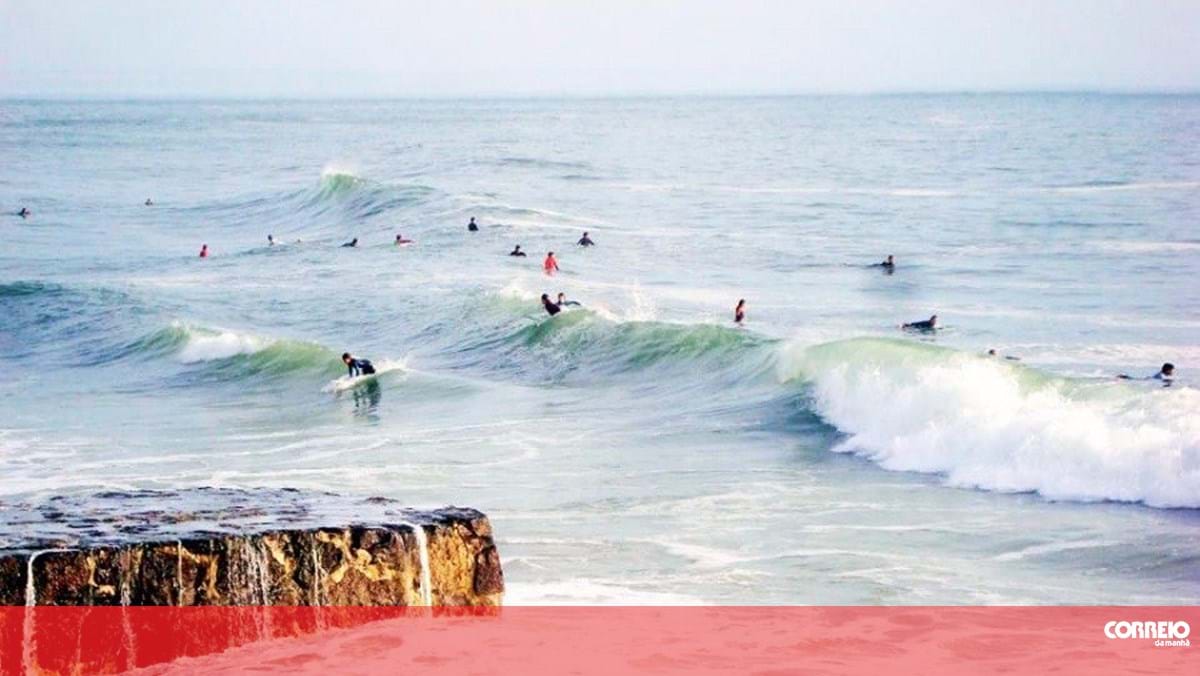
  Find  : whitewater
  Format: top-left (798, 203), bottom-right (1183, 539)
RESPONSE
top-left (2, 95), bottom-right (1198, 604)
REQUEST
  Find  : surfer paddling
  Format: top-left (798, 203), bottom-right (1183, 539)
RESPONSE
top-left (1118, 363), bottom-right (1174, 386)
top-left (902, 314), bottom-right (938, 332)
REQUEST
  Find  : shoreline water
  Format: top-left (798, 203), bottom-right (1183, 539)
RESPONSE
top-left (2, 95), bottom-right (1198, 605)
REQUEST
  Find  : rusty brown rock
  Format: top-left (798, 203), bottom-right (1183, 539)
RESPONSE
top-left (2, 509), bottom-right (503, 607)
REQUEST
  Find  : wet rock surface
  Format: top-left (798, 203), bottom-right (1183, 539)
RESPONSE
top-left (0, 489), bottom-right (503, 606)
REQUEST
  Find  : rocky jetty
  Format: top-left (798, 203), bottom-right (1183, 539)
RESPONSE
top-left (0, 488), bottom-right (503, 606)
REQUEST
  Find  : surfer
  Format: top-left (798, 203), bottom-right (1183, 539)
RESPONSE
top-left (556, 292), bottom-right (582, 307)
top-left (1118, 363), bottom-right (1174, 385)
top-left (879, 255), bottom-right (895, 269)
top-left (468, 217), bottom-right (479, 232)
top-left (341, 238), bottom-right (358, 248)
top-left (342, 352), bottom-right (376, 377)
top-left (509, 244), bottom-right (527, 257)
top-left (543, 251), bottom-right (560, 275)
top-left (541, 293), bottom-right (561, 316)
top-left (144, 198), bottom-right (154, 206)
top-left (735, 299), bottom-right (746, 325)
top-left (578, 231), bottom-right (595, 247)
top-left (987, 348), bottom-right (1020, 361)
top-left (17, 207), bottom-right (30, 218)
top-left (395, 233), bottom-right (414, 245)
top-left (902, 314), bottom-right (938, 332)
top-left (199, 244), bottom-right (209, 258)
top-left (267, 234), bottom-right (275, 246)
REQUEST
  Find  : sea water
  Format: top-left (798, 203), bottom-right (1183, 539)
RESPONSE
top-left (1, 95), bottom-right (1198, 603)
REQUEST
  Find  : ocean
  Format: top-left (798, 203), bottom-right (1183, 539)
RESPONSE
top-left (1, 94), bottom-right (1198, 604)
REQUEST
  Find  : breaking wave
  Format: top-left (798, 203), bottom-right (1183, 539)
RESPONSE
top-left (779, 338), bottom-right (1200, 508)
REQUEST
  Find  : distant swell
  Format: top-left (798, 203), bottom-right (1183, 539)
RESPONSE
top-left (174, 166), bottom-right (441, 228)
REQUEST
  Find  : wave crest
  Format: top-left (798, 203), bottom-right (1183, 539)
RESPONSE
top-left (780, 338), bottom-right (1200, 508)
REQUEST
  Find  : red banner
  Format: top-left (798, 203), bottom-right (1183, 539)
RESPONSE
top-left (1, 606), bottom-right (1195, 675)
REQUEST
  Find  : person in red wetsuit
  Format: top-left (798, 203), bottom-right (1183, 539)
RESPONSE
top-left (543, 251), bottom-right (559, 275)
top-left (199, 244), bottom-right (209, 258)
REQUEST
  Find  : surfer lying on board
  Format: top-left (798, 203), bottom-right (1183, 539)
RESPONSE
top-left (541, 294), bottom-right (561, 316)
top-left (902, 314), bottom-right (938, 332)
top-left (1118, 363), bottom-right (1174, 386)
top-left (342, 352), bottom-right (376, 377)
top-left (557, 292), bottom-right (582, 307)
top-left (395, 233), bottom-right (414, 245)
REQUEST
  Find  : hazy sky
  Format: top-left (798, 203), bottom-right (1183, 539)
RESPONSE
top-left (3, 0), bottom-right (1198, 97)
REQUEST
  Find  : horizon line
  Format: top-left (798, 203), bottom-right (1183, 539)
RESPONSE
top-left (3, 88), bottom-right (1200, 103)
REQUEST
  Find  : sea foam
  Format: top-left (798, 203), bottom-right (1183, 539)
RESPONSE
top-left (780, 338), bottom-right (1200, 508)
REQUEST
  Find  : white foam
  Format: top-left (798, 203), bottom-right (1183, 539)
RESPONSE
top-left (320, 162), bottom-right (360, 180)
top-left (782, 340), bottom-right (1200, 508)
top-left (497, 277), bottom-right (540, 301)
top-left (1039, 180), bottom-right (1200, 194)
top-left (504, 580), bottom-right (704, 606)
top-left (176, 328), bottom-right (270, 363)
top-left (1091, 240), bottom-right (1200, 254)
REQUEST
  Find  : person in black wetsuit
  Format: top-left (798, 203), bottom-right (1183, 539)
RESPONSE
top-left (342, 352), bottom-right (376, 377)
top-left (17, 207), bottom-right (30, 218)
top-left (1118, 363), bottom-right (1174, 386)
top-left (578, 231), bottom-right (595, 246)
top-left (341, 238), bottom-right (358, 248)
top-left (468, 217), bottom-right (479, 232)
top-left (734, 299), bottom-right (746, 325)
top-left (902, 314), bottom-right (938, 332)
top-left (556, 292), bottom-right (581, 307)
top-left (879, 255), bottom-right (895, 269)
top-left (509, 245), bottom-right (527, 257)
top-left (541, 293), bottom-right (561, 316)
